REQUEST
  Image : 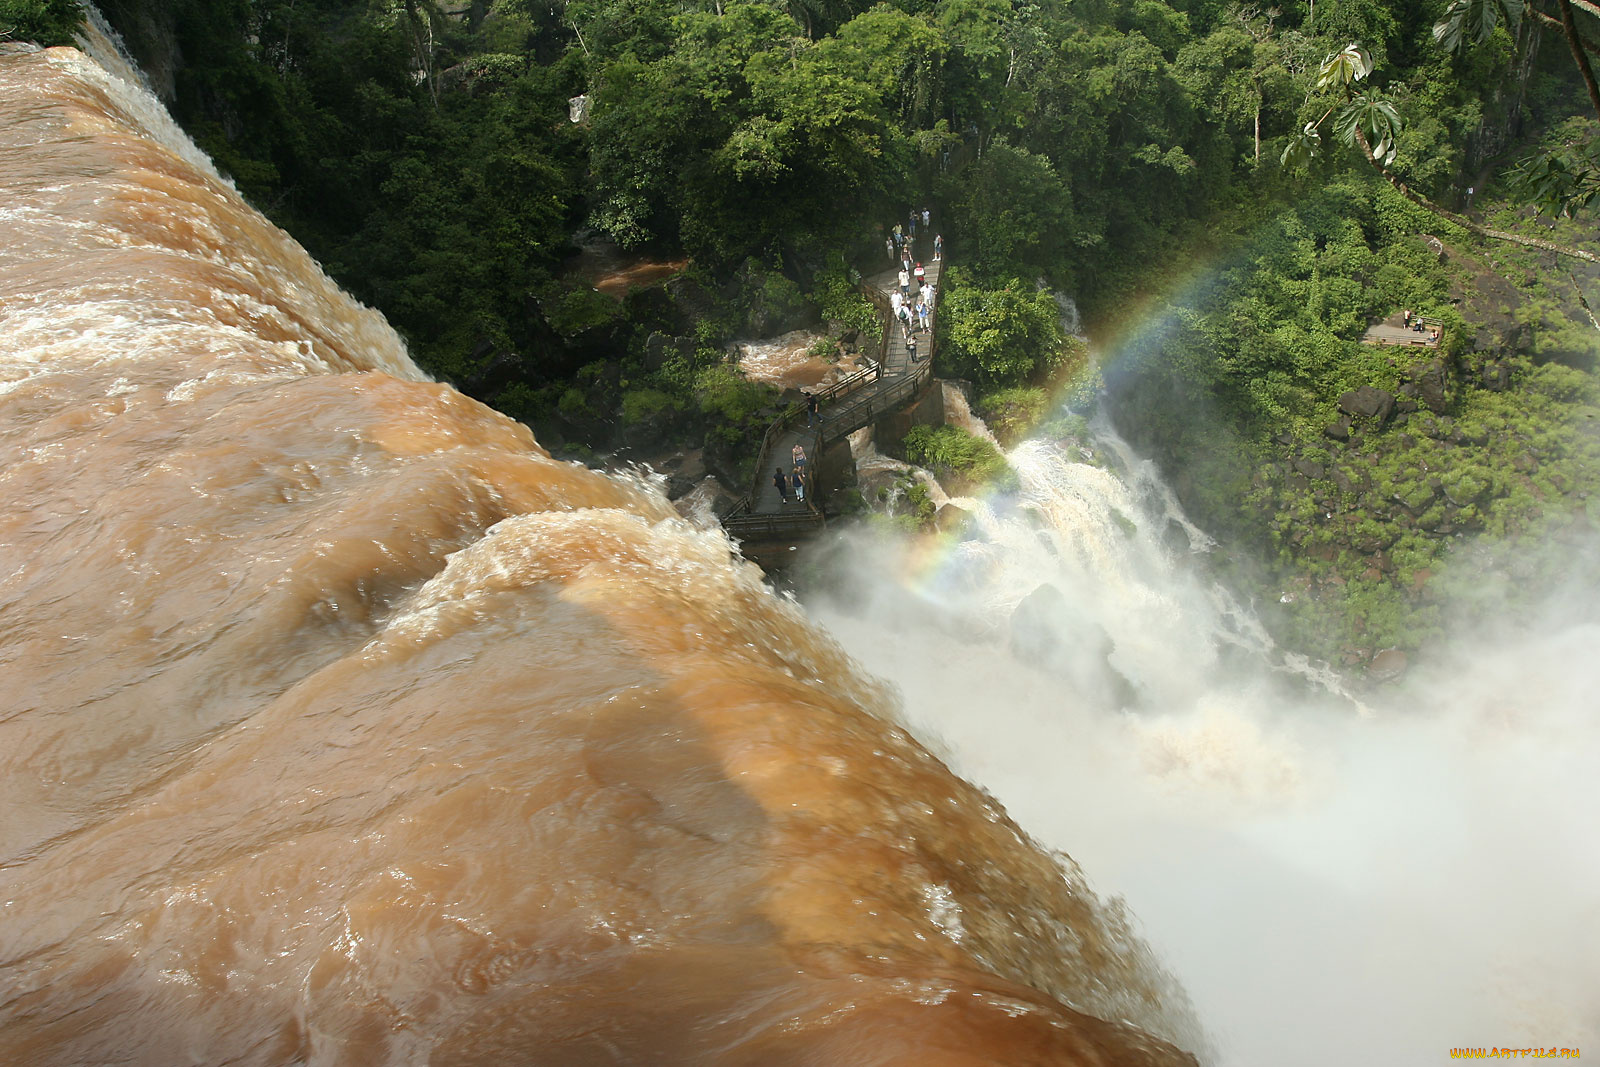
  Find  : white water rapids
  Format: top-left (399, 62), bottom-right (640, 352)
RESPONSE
top-left (809, 414), bottom-right (1600, 1066)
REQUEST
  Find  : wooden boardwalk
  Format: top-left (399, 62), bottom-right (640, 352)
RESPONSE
top-left (722, 238), bottom-right (944, 544)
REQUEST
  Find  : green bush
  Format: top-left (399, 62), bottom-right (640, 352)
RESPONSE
top-left (937, 270), bottom-right (1067, 388)
top-left (976, 386), bottom-right (1048, 446)
top-left (814, 253), bottom-right (881, 336)
top-left (620, 387), bottom-right (679, 426)
top-left (902, 425), bottom-right (1018, 494)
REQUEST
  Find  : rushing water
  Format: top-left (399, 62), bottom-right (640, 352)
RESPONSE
top-left (733, 329), bottom-right (868, 392)
top-left (0, 33), bottom-right (1203, 1067)
top-left (807, 420), bottom-right (1600, 1065)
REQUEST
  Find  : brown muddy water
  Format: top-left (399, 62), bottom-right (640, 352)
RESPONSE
top-left (734, 330), bottom-right (868, 393)
top-left (563, 238), bottom-right (687, 300)
top-left (0, 34), bottom-right (1200, 1067)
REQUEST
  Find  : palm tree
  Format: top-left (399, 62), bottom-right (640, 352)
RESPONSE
top-left (1281, 43), bottom-right (1598, 266)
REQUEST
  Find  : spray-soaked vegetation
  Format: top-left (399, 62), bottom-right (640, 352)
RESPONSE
top-left (9, 0), bottom-right (1585, 666)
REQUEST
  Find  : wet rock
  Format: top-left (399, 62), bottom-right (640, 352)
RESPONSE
top-left (661, 450), bottom-right (707, 499)
top-left (1324, 417), bottom-right (1352, 442)
top-left (1293, 458), bottom-right (1326, 480)
top-left (1009, 584), bottom-right (1136, 707)
top-left (1163, 518), bottom-right (1192, 554)
top-left (1330, 468), bottom-right (1354, 494)
top-left (1368, 648), bottom-right (1408, 683)
top-left (935, 502), bottom-right (973, 534)
top-left (1338, 386), bottom-right (1395, 425)
top-left (643, 331), bottom-right (675, 370)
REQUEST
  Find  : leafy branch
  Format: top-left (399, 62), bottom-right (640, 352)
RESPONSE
top-left (1281, 42), bottom-right (1598, 266)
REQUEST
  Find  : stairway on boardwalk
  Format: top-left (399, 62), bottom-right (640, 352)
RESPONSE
top-left (730, 236), bottom-right (944, 531)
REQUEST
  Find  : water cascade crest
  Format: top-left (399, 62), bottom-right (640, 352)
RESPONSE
top-left (0, 31), bottom-right (1202, 1067)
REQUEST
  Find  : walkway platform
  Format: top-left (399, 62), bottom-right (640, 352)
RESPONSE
top-left (722, 236), bottom-right (944, 546)
top-left (1363, 313), bottom-right (1441, 348)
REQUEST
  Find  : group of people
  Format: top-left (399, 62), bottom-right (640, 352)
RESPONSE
top-left (885, 209), bottom-right (942, 266)
top-left (1401, 309), bottom-right (1441, 344)
top-left (892, 236), bottom-right (936, 362)
top-left (773, 443), bottom-right (808, 504)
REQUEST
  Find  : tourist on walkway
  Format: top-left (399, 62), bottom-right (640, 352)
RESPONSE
top-left (898, 267), bottom-right (910, 298)
top-left (917, 299), bottom-right (930, 331)
top-left (885, 235), bottom-right (896, 263)
top-left (908, 209), bottom-right (918, 237)
top-left (792, 443), bottom-right (807, 471)
top-left (922, 207), bottom-right (931, 230)
top-left (933, 233), bottom-right (943, 261)
top-left (891, 290), bottom-right (903, 315)
top-left (806, 391), bottom-right (819, 426)
top-left (1403, 308), bottom-right (1411, 326)
top-left (907, 334), bottom-right (918, 362)
top-left (914, 262), bottom-right (926, 286)
top-left (793, 468), bottom-right (806, 502)
top-left (773, 467), bottom-right (789, 502)
top-left (920, 280), bottom-right (934, 308)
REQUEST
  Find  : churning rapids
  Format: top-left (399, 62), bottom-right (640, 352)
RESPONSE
top-left (0, 29), bottom-right (1208, 1067)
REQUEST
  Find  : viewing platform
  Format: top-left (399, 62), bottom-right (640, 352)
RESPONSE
top-left (1362, 312), bottom-right (1442, 348)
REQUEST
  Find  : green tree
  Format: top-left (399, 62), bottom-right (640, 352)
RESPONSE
top-left (938, 271), bottom-right (1066, 387)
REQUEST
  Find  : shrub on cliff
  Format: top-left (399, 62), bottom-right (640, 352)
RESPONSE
top-left (976, 387), bottom-right (1048, 447)
top-left (903, 425), bottom-right (1017, 495)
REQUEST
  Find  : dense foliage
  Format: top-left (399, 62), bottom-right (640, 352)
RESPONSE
top-left (1, 0), bottom-right (80, 45)
top-left (903, 423), bottom-right (1017, 492)
top-left (78, 0), bottom-right (1600, 664)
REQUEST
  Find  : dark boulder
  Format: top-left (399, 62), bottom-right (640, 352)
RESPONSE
top-left (1415, 359), bottom-right (1449, 413)
top-left (1338, 386), bottom-right (1396, 424)
top-left (1324, 417), bottom-right (1352, 442)
top-left (935, 502), bottom-right (973, 534)
top-left (1369, 648), bottom-right (1408, 684)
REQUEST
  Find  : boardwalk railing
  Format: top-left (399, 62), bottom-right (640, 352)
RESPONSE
top-left (818, 360), bottom-right (932, 446)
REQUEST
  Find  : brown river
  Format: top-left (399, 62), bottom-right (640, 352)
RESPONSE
top-left (0, 34), bottom-right (1200, 1067)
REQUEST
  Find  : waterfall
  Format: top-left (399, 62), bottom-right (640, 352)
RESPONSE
top-left (806, 386), bottom-right (1600, 1067)
top-left (0, 22), bottom-right (1205, 1066)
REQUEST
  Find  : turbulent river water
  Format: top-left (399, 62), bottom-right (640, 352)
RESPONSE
top-left (0, 28), bottom-right (1206, 1067)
